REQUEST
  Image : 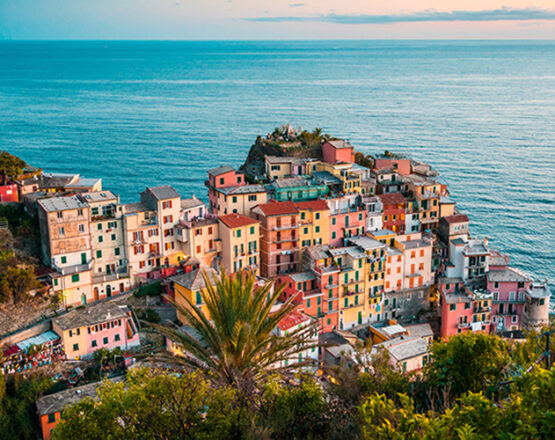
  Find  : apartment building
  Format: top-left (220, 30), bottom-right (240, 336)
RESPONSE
top-left (172, 268), bottom-right (218, 324)
top-left (322, 140), bottom-right (354, 164)
top-left (302, 245), bottom-right (340, 332)
top-left (438, 213), bottom-right (469, 246)
top-left (122, 186), bottom-right (183, 282)
top-left (268, 177), bottom-right (329, 202)
top-left (205, 165), bottom-right (246, 213)
top-left (265, 156), bottom-right (306, 180)
top-left (176, 216), bottom-right (220, 269)
top-left (52, 302), bottom-right (140, 360)
top-left (251, 200), bottom-right (300, 277)
top-left (376, 192), bottom-right (406, 234)
top-left (295, 200), bottom-right (330, 250)
top-left (218, 213), bottom-right (260, 275)
top-left (326, 195), bottom-right (367, 247)
top-left (38, 195), bottom-right (94, 307)
top-left (81, 191), bottom-right (130, 301)
top-left (445, 236), bottom-right (490, 281)
top-left (212, 184), bottom-right (268, 216)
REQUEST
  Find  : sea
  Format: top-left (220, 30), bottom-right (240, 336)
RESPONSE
top-left (0, 41), bottom-right (553, 291)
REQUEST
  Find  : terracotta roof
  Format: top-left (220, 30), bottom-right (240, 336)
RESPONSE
top-left (377, 192), bottom-right (405, 205)
top-left (443, 214), bottom-right (469, 224)
top-left (294, 200), bottom-right (329, 211)
top-left (278, 310), bottom-right (311, 331)
top-left (254, 200), bottom-right (298, 216)
top-left (325, 140), bottom-right (353, 150)
top-left (219, 213), bottom-right (259, 229)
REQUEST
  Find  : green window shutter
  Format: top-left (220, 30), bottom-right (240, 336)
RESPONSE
top-left (71, 274), bottom-right (79, 283)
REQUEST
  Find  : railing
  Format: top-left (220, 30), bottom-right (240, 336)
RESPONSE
top-left (272, 224), bottom-right (299, 231)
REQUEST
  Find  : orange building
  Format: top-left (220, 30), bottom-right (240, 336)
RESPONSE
top-left (251, 200), bottom-right (300, 278)
top-left (322, 140), bottom-right (354, 164)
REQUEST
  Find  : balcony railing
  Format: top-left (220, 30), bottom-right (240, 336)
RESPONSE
top-left (272, 223), bottom-right (298, 231)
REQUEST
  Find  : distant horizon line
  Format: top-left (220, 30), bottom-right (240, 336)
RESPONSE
top-left (1, 38), bottom-right (555, 42)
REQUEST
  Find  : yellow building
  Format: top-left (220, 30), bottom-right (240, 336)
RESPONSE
top-left (172, 268), bottom-right (218, 324)
top-left (212, 184), bottom-right (268, 216)
top-left (346, 236), bottom-right (387, 322)
top-left (306, 161), bottom-right (362, 194)
top-left (295, 200), bottom-right (330, 251)
top-left (265, 156), bottom-right (305, 180)
top-left (176, 217), bottom-right (220, 268)
top-left (218, 213), bottom-right (260, 276)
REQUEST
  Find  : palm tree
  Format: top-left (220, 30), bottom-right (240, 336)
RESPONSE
top-left (153, 270), bottom-right (319, 394)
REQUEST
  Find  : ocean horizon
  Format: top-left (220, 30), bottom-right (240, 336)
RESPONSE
top-left (0, 40), bottom-right (553, 290)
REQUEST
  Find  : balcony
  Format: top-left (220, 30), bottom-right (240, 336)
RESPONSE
top-left (92, 269), bottom-right (129, 284)
top-left (458, 322), bottom-right (470, 329)
top-left (343, 278), bottom-right (362, 286)
top-left (272, 223), bottom-right (298, 231)
top-left (55, 259), bottom-right (94, 276)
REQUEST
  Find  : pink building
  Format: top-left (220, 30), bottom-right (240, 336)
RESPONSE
top-left (373, 158), bottom-right (412, 176)
top-left (326, 196), bottom-right (367, 247)
top-left (205, 165), bottom-right (245, 213)
top-left (439, 277), bottom-right (493, 339)
top-left (52, 302), bottom-right (140, 360)
top-left (487, 252), bottom-right (531, 332)
top-left (322, 140), bottom-right (354, 164)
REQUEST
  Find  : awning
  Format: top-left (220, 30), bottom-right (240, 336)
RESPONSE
top-left (17, 331), bottom-right (60, 351)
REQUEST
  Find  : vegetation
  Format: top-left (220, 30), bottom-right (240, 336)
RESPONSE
top-left (0, 151), bottom-right (26, 180)
top-left (354, 151), bottom-right (374, 169)
top-left (152, 270), bottom-right (318, 395)
top-left (133, 281), bottom-right (162, 298)
top-left (0, 374), bottom-right (52, 440)
top-left (0, 250), bottom-right (39, 303)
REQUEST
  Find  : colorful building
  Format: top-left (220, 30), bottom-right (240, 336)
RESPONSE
top-left (37, 195), bottom-right (94, 307)
top-left (52, 302), bottom-right (140, 360)
top-left (295, 200), bottom-right (330, 250)
top-left (265, 156), bottom-right (306, 180)
top-left (205, 165), bottom-right (246, 214)
top-left (218, 213), bottom-right (260, 275)
top-left (172, 267), bottom-right (218, 323)
top-left (377, 192), bottom-right (406, 234)
top-left (176, 216), bottom-right (220, 269)
top-left (438, 277), bottom-right (493, 338)
top-left (268, 177), bottom-right (329, 202)
top-left (322, 140), bottom-right (354, 164)
top-left (251, 200), bottom-right (300, 277)
top-left (326, 195), bottom-right (367, 246)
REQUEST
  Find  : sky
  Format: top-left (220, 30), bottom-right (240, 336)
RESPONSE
top-left (1, 0), bottom-right (555, 40)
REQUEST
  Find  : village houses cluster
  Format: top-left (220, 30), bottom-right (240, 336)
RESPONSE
top-left (1, 138), bottom-right (551, 370)
top-left (1, 137), bottom-right (551, 439)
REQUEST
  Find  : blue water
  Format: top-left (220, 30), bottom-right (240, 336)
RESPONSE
top-left (0, 41), bottom-right (554, 288)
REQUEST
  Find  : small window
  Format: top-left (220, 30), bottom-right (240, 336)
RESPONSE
top-left (61, 256), bottom-right (67, 264)
top-left (249, 226), bottom-right (255, 234)
top-left (91, 340), bottom-right (97, 347)
top-left (48, 413), bottom-right (56, 423)
top-left (96, 250), bottom-right (102, 258)
top-left (449, 304), bottom-right (456, 311)
top-left (72, 343), bottom-right (79, 351)
top-left (115, 334), bottom-right (120, 342)
top-left (103, 337), bottom-right (108, 345)
top-left (71, 274), bottom-right (80, 283)
top-left (236, 229), bottom-right (241, 238)
top-left (115, 247), bottom-right (120, 256)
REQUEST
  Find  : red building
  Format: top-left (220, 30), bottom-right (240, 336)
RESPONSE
top-left (322, 140), bottom-right (354, 164)
top-left (0, 183), bottom-right (19, 202)
top-left (377, 192), bottom-right (406, 234)
top-left (373, 158), bottom-right (412, 176)
top-left (205, 165), bottom-right (245, 213)
top-left (439, 277), bottom-right (493, 339)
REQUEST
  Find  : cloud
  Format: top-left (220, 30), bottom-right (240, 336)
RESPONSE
top-left (289, 3), bottom-right (305, 7)
top-left (246, 7), bottom-right (555, 24)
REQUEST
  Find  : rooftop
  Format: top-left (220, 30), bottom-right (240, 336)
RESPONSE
top-left (346, 236), bottom-right (385, 251)
top-left (172, 268), bottom-right (218, 291)
top-left (487, 267), bottom-right (532, 283)
top-left (38, 195), bottom-right (89, 213)
top-left (443, 214), bottom-right (470, 224)
top-left (218, 184), bottom-right (267, 195)
top-left (278, 310), bottom-right (312, 331)
top-left (325, 139), bottom-right (353, 150)
top-left (305, 244), bottom-right (331, 261)
top-left (404, 323), bottom-right (434, 340)
top-left (265, 155), bottom-right (304, 165)
top-left (288, 271), bottom-right (317, 283)
top-left (122, 202), bottom-right (150, 214)
top-left (145, 185), bottom-right (180, 201)
top-left (311, 171), bottom-right (342, 185)
top-left (294, 199), bottom-right (330, 211)
top-left (253, 200), bottom-right (298, 217)
top-left (329, 246), bottom-right (366, 260)
top-left (180, 196), bottom-right (205, 210)
top-left (207, 165), bottom-right (235, 176)
top-left (53, 302), bottom-right (130, 330)
top-left (219, 213), bottom-right (259, 229)
top-left (377, 192), bottom-right (405, 205)
top-left (376, 336), bottom-right (429, 362)
top-left (80, 191), bottom-right (117, 204)
top-left (36, 379), bottom-right (121, 415)
top-left (65, 177), bottom-right (102, 189)
top-left (270, 177), bottom-right (311, 189)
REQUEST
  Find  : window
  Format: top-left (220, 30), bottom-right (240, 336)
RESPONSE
top-left (98, 236), bottom-right (103, 243)
top-left (111, 234), bottom-right (116, 241)
top-left (248, 195), bottom-right (257, 202)
top-left (72, 343), bottom-right (79, 351)
top-left (332, 217), bottom-right (336, 225)
top-left (92, 340), bottom-right (97, 347)
top-left (78, 224), bottom-right (85, 233)
top-left (331, 231), bottom-right (336, 240)
top-left (232, 196), bottom-right (237, 203)
top-left (58, 227), bottom-right (65, 235)
top-left (315, 212), bottom-right (320, 220)
top-left (96, 250), bottom-right (102, 258)
top-left (236, 229), bottom-right (241, 238)
top-left (61, 256), bottom-right (67, 264)
top-left (450, 304), bottom-right (456, 311)
top-left (249, 226), bottom-right (255, 234)
top-left (115, 247), bottom-right (120, 256)
top-left (57, 211), bottom-right (63, 219)
top-left (115, 334), bottom-right (120, 342)
top-left (219, 177), bottom-right (224, 185)
top-left (196, 291), bottom-right (202, 305)
top-left (97, 223), bottom-right (102, 230)
top-left (307, 298), bottom-right (311, 308)
top-left (303, 227), bottom-right (308, 234)
top-left (48, 413), bottom-right (56, 424)
top-left (103, 337), bottom-right (108, 345)
top-left (315, 226), bottom-right (320, 233)
top-left (71, 274), bottom-right (80, 283)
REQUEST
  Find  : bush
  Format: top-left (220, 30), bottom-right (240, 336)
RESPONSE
top-left (133, 281), bottom-right (162, 298)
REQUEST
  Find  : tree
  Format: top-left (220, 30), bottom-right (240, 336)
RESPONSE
top-left (153, 270), bottom-right (318, 395)
top-left (53, 368), bottom-right (250, 440)
top-left (424, 332), bottom-right (510, 403)
top-left (354, 152), bottom-right (374, 169)
top-left (0, 151), bottom-right (26, 180)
